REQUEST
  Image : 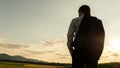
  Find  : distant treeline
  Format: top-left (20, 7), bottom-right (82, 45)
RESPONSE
top-left (0, 60), bottom-right (71, 66)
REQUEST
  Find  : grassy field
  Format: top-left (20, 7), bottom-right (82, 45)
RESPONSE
top-left (0, 61), bottom-right (120, 68)
top-left (0, 61), bottom-right (70, 68)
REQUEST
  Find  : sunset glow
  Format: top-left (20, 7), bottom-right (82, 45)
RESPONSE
top-left (109, 39), bottom-right (120, 51)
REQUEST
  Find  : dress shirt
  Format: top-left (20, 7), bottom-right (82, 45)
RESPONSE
top-left (67, 14), bottom-right (84, 56)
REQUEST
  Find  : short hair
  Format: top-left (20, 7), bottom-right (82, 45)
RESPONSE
top-left (78, 5), bottom-right (90, 15)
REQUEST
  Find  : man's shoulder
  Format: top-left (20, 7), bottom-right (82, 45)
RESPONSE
top-left (91, 16), bottom-right (101, 20)
top-left (72, 17), bottom-right (81, 22)
top-left (90, 16), bottom-right (102, 23)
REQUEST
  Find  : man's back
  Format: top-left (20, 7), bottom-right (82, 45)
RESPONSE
top-left (73, 14), bottom-right (105, 60)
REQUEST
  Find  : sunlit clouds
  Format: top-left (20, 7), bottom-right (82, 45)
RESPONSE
top-left (0, 37), bottom-right (120, 63)
top-left (0, 37), bottom-right (71, 63)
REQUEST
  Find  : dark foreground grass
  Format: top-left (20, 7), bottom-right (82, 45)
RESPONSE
top-left (0, 61), bottom-right (120, 68)
top-left (98, 62), bottom-right (120, 68)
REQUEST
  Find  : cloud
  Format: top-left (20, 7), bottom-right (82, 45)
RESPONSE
top-left (55, 53), bottom-right (69, 56)
top-left (58, 56), bottom-right (68, 59)
top-left (39, 41), bottom-right (54, 47)
top-left (24, 50), bottom-right (55, 55)
top-left (101, 56), bottom-right (108, 59)
top-left (112, 53), bottom-right (119, 57)
top-left (44, 41), bottom-right (55, 46)
top-left (0, 40), bottom-right (28, 49)
top-left (38, 37), bottom-right (67, 47)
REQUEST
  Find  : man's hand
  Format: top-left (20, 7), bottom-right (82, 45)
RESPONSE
top-left (67, 42), bottom-right (74, 57)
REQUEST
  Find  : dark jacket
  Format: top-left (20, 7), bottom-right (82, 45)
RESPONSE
top-left (73, 14), bottom-right (105, 60)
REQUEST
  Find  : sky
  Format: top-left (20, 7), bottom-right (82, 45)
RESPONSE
top-left (0, 0), bottom-right (120, 63)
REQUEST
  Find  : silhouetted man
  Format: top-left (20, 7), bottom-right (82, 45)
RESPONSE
top-left (67, 5), bottom-right (105, 68)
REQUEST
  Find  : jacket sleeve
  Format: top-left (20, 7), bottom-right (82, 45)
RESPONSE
top-left (67, 19), bottom-right (76, 56)
top-left (97, 20), bottom-right (105, 59)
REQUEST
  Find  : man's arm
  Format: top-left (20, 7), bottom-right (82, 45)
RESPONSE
top-left (67, 19), bottom-right (75, 56)
top-left (67, 41), bottom-right (74, 56)
top-left (97, 20), bottom-right (105, 58)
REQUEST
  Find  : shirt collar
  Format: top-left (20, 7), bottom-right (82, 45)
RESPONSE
top-left (79, 14), bottom-right (85, 20)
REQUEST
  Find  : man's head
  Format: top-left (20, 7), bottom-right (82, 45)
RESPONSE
top-left (78, 5), bottom-right (91, 16)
